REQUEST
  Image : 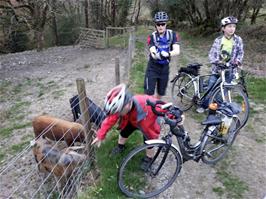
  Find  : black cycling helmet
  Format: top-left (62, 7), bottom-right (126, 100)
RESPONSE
top-left (221, 16), bottom-right (238, 27)
top-left (154, 11), bottom-right (169, 23)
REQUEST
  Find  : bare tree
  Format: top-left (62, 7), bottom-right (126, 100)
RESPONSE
top-left (249, 0), bottom-right (264, 24)
top-left (130, 0), bottom-right (141, 25)
top-left (0, 0), bottom-right (51, 51)
top-left (84, 0), bottom-right (89, 27)
top-left (50, 0), bottom-right (59, 45)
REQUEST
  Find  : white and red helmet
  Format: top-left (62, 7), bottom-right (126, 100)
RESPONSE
top-left (221, 16), bottom-right (238, 27)
top-left (104, 84), bottom-right (132, 115)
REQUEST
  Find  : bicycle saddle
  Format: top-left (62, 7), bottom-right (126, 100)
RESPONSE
top-left (201, 114), bottom-right (222, 126)
top-left (187, 63), bottom-right (202, 69)
top-left (179, 63), bottom-right (202, 76)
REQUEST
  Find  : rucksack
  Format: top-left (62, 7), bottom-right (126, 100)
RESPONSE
top-left (69, 95), bottom-right (106, 128)
top-left (152, 29), bottom-right (174, 50)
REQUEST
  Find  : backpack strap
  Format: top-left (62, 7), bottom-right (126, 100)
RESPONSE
top-left (152, 31), bottom-right (159, 48)
top-left (152, 29), bottom-right (174, 49)
top-left (166, 29), bottom-right (173, 45)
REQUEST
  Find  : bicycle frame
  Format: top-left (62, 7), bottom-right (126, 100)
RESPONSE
top-left (202, 70), bottom-right (236, 104)
top-left (153, 118), bottom-right (236, 164)
top-left (145, 139), bottom-right (182, 175)
top-left (174, 62), bottom-right (244, 109)
top-left (118, 99), bottom-right (245, 198)
top-left (177, 72), bottom-right (219, 105)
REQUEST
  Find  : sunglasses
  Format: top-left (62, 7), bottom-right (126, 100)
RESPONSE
top-left (156, 23), bottom-right (166, 27)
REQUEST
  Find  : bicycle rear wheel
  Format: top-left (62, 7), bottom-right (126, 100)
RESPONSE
top-left (210, 85), bottom-right (250, 128)
top-left (201, 117), bottom-right (241, 164)
top-left (171, 73), bottom-right (196, 111)
top-left (118, 143), bottom-right (182, 198)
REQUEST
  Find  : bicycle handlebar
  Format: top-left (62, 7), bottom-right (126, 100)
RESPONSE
top-left (146, 99), bottom-right (165, 116)
top-left (216, 62), bottom-right (238, 70)
top-left (146, 99), bottom-right (183, 127)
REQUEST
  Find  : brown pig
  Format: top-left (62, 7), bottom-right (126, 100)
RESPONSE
top-left (32, 115), bottom-right (85, 146)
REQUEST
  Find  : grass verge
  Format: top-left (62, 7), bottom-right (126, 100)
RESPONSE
top-left (78, 130), bottom-right (143, 199)
top-left (213, 156), bottom-right (249, 199)
top-left (78, 27), bottom-right (149, 198)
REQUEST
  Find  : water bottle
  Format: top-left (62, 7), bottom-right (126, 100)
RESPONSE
top-left (219, 116), bottom-right (232, 135)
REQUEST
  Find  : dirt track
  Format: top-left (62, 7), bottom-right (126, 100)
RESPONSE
top-left (0, 43), bottom-right (265, 198)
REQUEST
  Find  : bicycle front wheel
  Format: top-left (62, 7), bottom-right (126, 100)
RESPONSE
top-left (210, 85), bottom-right (250, 128)
top-left (118, 143), bottom-right (182, 198)
top-left (171, 73), bottom-right (196, 111)
top-left (201, 117), bottom-right (241, 164)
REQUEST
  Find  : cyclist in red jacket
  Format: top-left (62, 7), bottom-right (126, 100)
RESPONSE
top-left (92, 84), bottom-right (164, 168)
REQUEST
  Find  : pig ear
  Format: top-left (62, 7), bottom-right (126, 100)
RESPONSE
top-left (43, 136), bottom-right (54, 144)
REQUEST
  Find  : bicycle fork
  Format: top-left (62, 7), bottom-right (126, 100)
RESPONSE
top-left (196, 126), bottom-right (217, 159)
top-left (150, 136), bottom-right (172, 176)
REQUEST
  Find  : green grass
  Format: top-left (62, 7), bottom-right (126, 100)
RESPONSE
top-left (9, 133), bottom-right (33, 154)
top-left (255, 136), bottom-right (266, 143)
top-left (79, 27), bottom-right (150, 198)
top-left (108, 34), bottom-right (128, 48)
top-left (1, 101), bottom-right (31, 123)
top-left (0, 80), bottom-right (12, 101)
top-left (246, 75), bottom-right (266, 104)
top-left (0, 122), bottom-right (32, 139)
top-left (179, 31), bottom-right (214, 49)
top-left (78, 130), bottom-right (143, 199)
top-left (84, 64), bottom-right (91, 69)
top-left (178, 54), bottom-right (190, 66)
top-left (36, 80), bottom-right (58, 98)
top-left (0, 151), bottom-right (5, 164)
top-left (215, 170), bottom-right (249, 199)
top-left (52, 89), bottom-right (66, 99)
top-left (129, 40), bottom-right (146, 94)
top-left (214, 157), bottom-right (249, 199)
top-left (10, 140), bottom-right (31, 154)
top-left (0, 79), bottom-right (35, 102)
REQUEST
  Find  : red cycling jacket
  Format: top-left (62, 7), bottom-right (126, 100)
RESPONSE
top-left (96, 95), bottom-right (162, 140)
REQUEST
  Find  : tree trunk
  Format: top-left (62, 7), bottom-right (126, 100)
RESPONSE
top-left (51, 1), bottom-right (59, 46)
top-left (35, 30), bottom-right (44, 52)
top-left (111, 0), bottom-right (116, 26)
top-left (250, 7), bottom-right (260, 24)
top-left (135, 0), bottom-right (141, 24)
top-left (130, 0), bottom-right (137, 24)
top-left (84, 0), bottom-right (89, 28)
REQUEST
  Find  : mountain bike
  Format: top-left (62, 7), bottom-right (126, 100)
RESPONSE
top-left (117, 99), bottom-right (241, 198)
top-left (171, 63), bottom-right (249, 128)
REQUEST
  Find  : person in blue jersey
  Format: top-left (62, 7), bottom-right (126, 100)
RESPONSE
top-left (144, 11), bottom-right (181, 99)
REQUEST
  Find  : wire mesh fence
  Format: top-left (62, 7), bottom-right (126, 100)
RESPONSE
top-left (0, 27), bottom-right (136, 198)
top-left (0, 92), bottom-right (104, 198)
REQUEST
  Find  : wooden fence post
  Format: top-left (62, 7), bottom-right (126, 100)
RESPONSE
top-left (106, 27), bottom-right (109, 48)
top-left (126, 29), bottom-right (133, 75)
top-left (126, 27), bottom-right (136, 76)
top-left (115, 57), bottom-right (120, 85)
top-left (76, 78), bottom-right (92, 154)
top-left (131, 26), bottom-right (136, 58)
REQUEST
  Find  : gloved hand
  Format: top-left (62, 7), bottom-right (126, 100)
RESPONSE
top-left (151, 52), bottom-right (162, 60)
top-left (91, 137), bottom-right (102, 147)
top-left (160, 51), bottom-right (170, 59)
top-left (233, 61), bottom-right (242, 69)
